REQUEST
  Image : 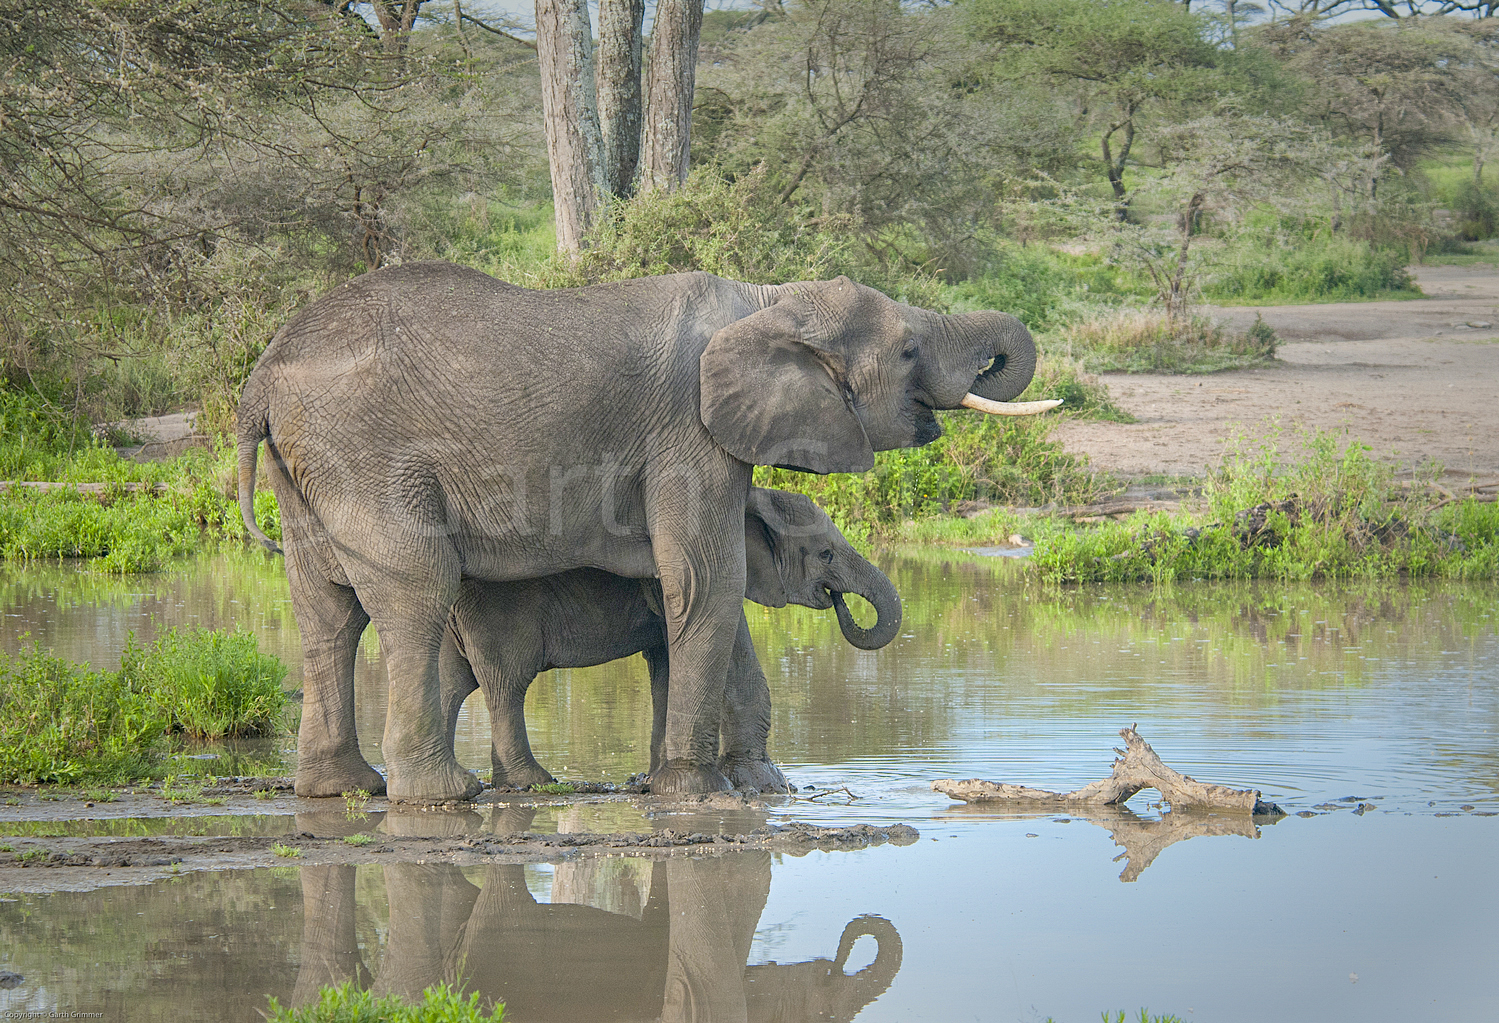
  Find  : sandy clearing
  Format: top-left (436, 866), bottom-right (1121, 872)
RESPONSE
top-left (1052, 265), bottom-right (1499, 481)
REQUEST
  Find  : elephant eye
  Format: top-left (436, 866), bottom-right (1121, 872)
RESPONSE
top-left (900, 340), bottom-right (919, 360)
top-left (819, 549), bottom-right (834, 564)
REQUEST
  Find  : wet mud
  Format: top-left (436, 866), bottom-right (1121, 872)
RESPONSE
top-left (0, 783), bottom-right (918, 894)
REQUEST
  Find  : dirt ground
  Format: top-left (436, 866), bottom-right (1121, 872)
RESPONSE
top-left (1052, 265), bottom-right (1499, 482)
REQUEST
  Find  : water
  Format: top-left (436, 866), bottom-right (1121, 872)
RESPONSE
top-left (2, 550), bottom-right (1497, 1021)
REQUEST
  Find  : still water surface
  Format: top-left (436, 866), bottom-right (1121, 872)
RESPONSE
top-left (1, 550), bottom-right (1496, 1021)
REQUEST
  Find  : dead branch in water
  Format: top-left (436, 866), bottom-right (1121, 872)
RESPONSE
top-left (931, 725), bottom-right (1281, 814)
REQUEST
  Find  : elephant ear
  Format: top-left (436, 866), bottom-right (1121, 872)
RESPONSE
top-left (742, 504), bottom-right (787, 608)
top-left (700, 293), bottom-right (874, 474)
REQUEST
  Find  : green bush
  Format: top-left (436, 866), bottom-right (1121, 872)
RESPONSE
top-left (1028, 431), bottom-right (1499, 584)
top-left (0, 628), bottom-right (287, 784)
top-left (266, 983), bottom-right (504, 1023)
top-left (119, 627), bottom-right (287, 739)
top-left (1206, 236), bottom-right (1415, 303)
top-left (755, 413), bottom-right (1109, 543)
top-left (0, 646), bottom-right (171, 785)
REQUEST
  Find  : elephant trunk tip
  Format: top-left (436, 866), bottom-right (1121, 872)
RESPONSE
top-left (832, 590), bottom-right (901, 651)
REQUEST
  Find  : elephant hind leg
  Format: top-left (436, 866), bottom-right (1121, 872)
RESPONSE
top-left (351, 547), bottom-right (481, 803)
top-left (286, 550), bottom-right (385, 798)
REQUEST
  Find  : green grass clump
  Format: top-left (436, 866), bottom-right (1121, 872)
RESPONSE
top-left (271, 842), bottom-right (301, 858)
top-left (1029, 431), bottom-right (1499, 584)
top-left (531, 781), bottom-right (575, 795)
top-left (0, 629), bottom-right (287, 785)
top-left (266, 982), bottom-right (504, 1022)
top-left (1059, 309), bottom-right (1278, 374)
top-left (0, 647), bottom-right (172, 785)
top-left (1205, 236), bottom-right (1416, 304)
top-left (756, 413), bottom-right (1110, 544)
top-left (1, 388), bottom-right (275, 571)
top-left (119, 627), bottom-right (286, 739)
top-left (343, 833), bottom-right (374, 846)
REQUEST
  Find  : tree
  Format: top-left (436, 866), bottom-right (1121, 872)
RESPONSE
top-left (966, 0), bottom-right (1226, 218)
top-left (1265, 19), bottom-right (1467, 195)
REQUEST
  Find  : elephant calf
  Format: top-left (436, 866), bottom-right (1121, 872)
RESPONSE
top-left (439, 488), bottom-right (900, 792)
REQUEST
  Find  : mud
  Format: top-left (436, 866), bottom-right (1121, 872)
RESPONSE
top-left (0, 782), bottom-right (919, 894)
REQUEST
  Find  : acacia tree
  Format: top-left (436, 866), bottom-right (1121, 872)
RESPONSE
top-left (967, 0), bottom-right (1226, 219)
top-left (535, 0), bottom-right (606, 251)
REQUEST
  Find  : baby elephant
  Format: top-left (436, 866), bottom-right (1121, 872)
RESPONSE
top-left (439, 488), bottom-right (901, 792)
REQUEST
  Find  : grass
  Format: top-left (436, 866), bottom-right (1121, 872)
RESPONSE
top-left (266, 982), bottom-right (504, 1022)
top-left (531, 782), bottom-right (575, 795)
top-left (343, 833), bottom-right (374, 846)
top-left (0, 628), bottom-right (287, 786)
top-left (756, 413), bottom-right (1112, 544)
top-left (271, 842), bottom-right (300, 858)
top-left (1057, 308), bottom-right (1279, 374)
top-left (1022, 430), bottom-right (1499, 584)
top-left (118, 627), bottom-right (286, 740)
top-left (343, 789), bottom-right (372, 821)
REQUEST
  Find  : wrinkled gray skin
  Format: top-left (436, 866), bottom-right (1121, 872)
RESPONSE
top-left (438, 487), bottom-right (901, 792)
top-left (292, 843), bottom-right (904, 1021)
top-left (236, 263), bottom-right (1036, 801)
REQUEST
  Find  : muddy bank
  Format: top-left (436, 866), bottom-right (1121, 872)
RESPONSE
top-left (0, 783), bottom-right (919, 894)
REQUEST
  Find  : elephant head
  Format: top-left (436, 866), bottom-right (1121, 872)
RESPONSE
top-left (700, 276), bottom-right (1046, 476)
top-left (743, 488), bottom-right (902, 651)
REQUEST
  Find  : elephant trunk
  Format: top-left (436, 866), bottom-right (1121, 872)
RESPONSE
top-left (925, 310), bottom-right (1039, 408)
top-left (830, 563), bottom-right (902, 651)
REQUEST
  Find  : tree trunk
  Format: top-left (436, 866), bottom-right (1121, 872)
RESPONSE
top-left (640, 0), bottom-right (705, 193)
top-left (536, 0), bottom-right (605, 252)
top-left (597, 0), bottom-right (645, 198)
top-left (1101, 109), bottom-right (1136, 222)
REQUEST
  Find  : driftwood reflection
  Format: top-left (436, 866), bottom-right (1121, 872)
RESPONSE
top-left (293, 851), bottom-right (902, 1022)
top-left (944, 804), bottom-right (1278, 882)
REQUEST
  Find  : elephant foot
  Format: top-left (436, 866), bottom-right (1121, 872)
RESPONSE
top-left (648, 760), bottom-right (733, 795)
top-left (295, 751), bottom-right (387, 798)
top-left (721, 756), bottom-right (793, 794)
top-left (492, 759), bottom-right (555, 790)
top-left (385, 756), bottom-right (482, 804)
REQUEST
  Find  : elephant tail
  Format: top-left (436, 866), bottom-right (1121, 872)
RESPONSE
top-left (237, 381), bottom-right (282, 555)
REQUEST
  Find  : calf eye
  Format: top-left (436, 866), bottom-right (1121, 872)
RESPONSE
top-left (819, 549), bottom-right (835, 564)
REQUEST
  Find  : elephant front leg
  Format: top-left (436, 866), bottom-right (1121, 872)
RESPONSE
top-left (482, 670), bottom-right (555, 789)
top-left (649, 530), bottom-right (741, 796)
top-left (285, 552), bottom-right (385, 798)
top-left (718, 612), bottom-right (790, 793)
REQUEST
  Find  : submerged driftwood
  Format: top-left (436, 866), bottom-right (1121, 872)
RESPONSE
top-left (932, 725), bottom-right (1281, 814)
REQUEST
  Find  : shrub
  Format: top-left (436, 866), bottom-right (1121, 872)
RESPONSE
top-left (265, 982), bottom-right (504, 1023)
top-left (755, 413), bottom-right (1109, 543)
top-left (1060, 308), bottom-right (1277, 374)
top-left (0, 628), bottom-right (287, 784)
top-left (1206, 236), bottom-right (1414, 303)
top-left (120, 627), bottom-right (287, 739)
top-left (0, 647), bottom-right (171, 785)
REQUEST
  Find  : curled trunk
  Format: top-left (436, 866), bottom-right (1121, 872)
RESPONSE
top-left (831, 563), bottom-right (902, 650)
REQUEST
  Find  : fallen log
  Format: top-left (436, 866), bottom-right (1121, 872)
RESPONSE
top-left (932, 725), bottom-right (1281, 814)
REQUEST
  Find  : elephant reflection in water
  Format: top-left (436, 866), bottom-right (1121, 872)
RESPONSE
top-left (293, 852), bottom-right (901, 1022)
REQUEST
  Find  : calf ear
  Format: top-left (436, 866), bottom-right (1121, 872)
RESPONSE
top-left (743, 504), bottom-right (787, 608)
top-left (700, 297), bottom-right (874, 475)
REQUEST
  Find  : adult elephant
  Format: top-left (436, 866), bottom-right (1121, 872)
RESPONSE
top-left (237, 263), bottom-right (1045, 800)
top-left (439, 487), bottom-right (900, 791)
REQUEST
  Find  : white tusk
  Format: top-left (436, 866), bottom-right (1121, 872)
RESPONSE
top-left (960, 394), bottom-right (1064, 416)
